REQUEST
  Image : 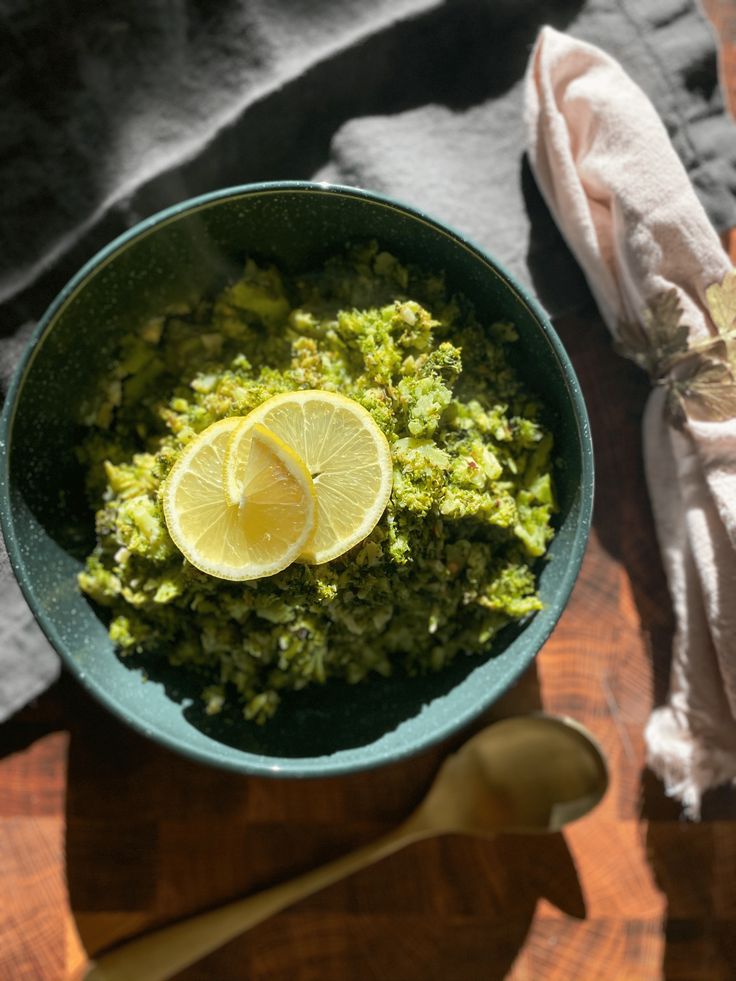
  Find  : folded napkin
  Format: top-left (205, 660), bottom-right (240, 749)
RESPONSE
top-left (525, 26), bottom-right (736, 816)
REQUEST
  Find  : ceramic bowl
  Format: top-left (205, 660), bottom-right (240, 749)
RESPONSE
top-left (0, 182), bottom-right (593, 776)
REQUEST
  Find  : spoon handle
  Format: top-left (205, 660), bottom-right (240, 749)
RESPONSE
top-left (81, 818), bottom-right (426, 981)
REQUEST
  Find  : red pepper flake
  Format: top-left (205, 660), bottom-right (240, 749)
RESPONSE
top-left (467, 459), bottom-right (478, 470)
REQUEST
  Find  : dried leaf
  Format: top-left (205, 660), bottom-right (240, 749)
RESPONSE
top-left (705, 269), bottom-right (736, 336)
top-left (727, 339), bottom-right (736, 374)
top-left (686, 335), bottom-right (736, 377)
top-left (643, 288), bottom-right (690, 369)
top-left (689, 336), bottom-right (729, 363)
top-left (616, 282), bottom-right (736, 428)
top-left (670, 358), bottom-right (736, 424)
top-left (665, 386), bottom-right (688, 430)
top-left (614, 317), bottom-right (651, 371)
top-left (616, 290), bottom-right (690, 378)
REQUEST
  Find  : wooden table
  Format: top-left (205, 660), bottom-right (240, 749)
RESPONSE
top-left (3, 12), bottom-right (736, 978)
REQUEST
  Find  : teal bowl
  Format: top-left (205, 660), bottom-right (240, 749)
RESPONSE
top-left (0, 182), bottom-right (593, 777)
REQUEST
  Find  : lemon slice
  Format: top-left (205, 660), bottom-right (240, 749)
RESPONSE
top-left (224, 391), bottom-right (393, 564)
top-left (163, 418), bottom-right (316, 580)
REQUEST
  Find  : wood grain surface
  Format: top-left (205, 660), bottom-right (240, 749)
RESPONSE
top-left (3, 14), bottom-right (736, 981)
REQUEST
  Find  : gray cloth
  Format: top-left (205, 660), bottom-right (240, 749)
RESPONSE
top-left (0, 323), bottom-right (61, 718)
top-left (1, 0), bottom-right (734, 720)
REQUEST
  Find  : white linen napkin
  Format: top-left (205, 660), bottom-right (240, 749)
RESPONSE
top-left (525, 25), bottom-right (736, 816)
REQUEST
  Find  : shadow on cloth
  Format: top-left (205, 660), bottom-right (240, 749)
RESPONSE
top-left (643, 769), bottom-right (736, 980)
top-left (63, 661), bottom-right (586, 979)
top-left (8, 0), bottom-right (585, 331)
top-left (130, 0), bottom-right (586, 202)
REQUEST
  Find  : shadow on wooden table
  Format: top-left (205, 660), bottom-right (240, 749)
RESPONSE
top-left (642, 771), bottom-right (736, 981)
top-left (61, 662), bottom-right (587, 980)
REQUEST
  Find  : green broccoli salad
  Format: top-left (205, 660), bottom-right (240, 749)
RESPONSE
top-left (77, 243), bottom-right (556, 723)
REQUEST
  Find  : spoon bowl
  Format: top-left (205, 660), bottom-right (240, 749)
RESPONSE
top-left (82, 713), bottom-right (608, 981)
top-left (412, 713), bottom-right (609, 837)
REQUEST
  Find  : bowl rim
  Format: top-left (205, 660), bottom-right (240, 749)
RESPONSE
top-left (0, 180), bottom-right (594, 777)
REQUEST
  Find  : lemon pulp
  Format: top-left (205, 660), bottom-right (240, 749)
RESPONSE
top-left (163, 419), bottom-right (316, 580)
top-left (224, 390), bottom-right (393, 564)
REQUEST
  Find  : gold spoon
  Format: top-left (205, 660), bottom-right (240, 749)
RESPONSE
top-left (81, 713), bottom-right (608, 981)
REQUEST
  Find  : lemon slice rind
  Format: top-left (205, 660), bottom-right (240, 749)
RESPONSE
top-left (163, 418), bottom-right (316, 581)
top-left (224, 390), bottom-right (392, 565)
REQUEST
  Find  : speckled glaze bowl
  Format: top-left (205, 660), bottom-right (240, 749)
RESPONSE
top-left (0, 182), bottom-right (593, 777)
